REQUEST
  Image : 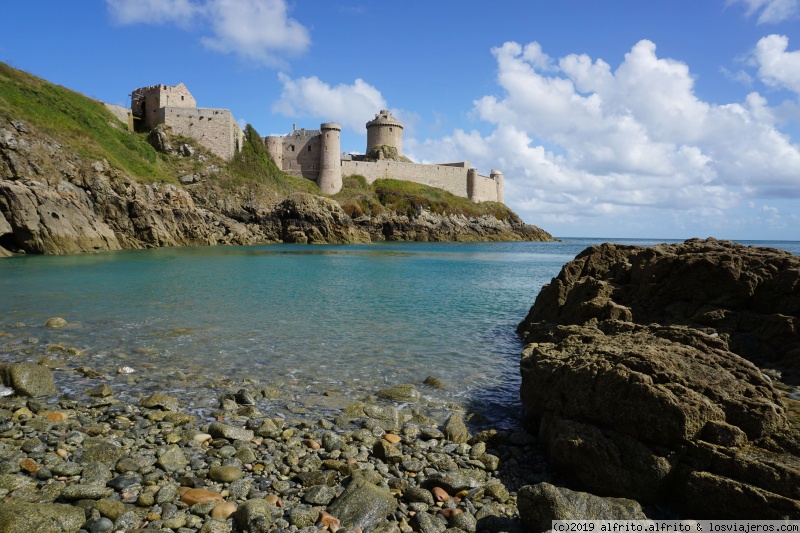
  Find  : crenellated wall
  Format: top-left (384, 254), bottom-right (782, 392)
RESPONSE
top-left (157, 107), bottom-right (243, 161)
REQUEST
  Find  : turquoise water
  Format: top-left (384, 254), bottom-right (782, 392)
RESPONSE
top-left (1, 238), bottom-right (798, 428)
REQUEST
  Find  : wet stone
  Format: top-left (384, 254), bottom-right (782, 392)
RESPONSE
top-left (108, 472), bottom-right (142, 491)
top-left (208, 421), bottom-right (254, 441)
top-left (303, 484), bottom-right (337, 505)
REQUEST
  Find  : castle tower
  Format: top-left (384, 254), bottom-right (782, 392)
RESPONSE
top-left (491, 170), bottom-right (504, 204)
top-left (317, 122), bottom-right (342, 194)
top-left (366, 110), bottom-right (403, 157)
top-left (265, 136), bottom-right (283, 169)
top-left (467, 168), bottom-right (479, 203)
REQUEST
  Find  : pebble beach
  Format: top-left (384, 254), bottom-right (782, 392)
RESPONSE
top-left (0, 317), bottom-right (553, 533)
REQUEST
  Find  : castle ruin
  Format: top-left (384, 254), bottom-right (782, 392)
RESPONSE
top-left (127, 84), bottom-right (504, 204)
top-left (130, 83), bottom-right (244, 161)
top-left (265, 110), bottom-right (505, 204)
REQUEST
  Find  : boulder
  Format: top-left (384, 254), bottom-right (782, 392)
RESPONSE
top-left (518, 483), bottom-right (646, 533)
top-left (0, 502), bottom-right (85, 533)
top-left (0, 363), bottom-right (56, 396)
top-left (518, 238), bottom-right (800, 516)
top-left (327, 477), bottom-right (398, 531)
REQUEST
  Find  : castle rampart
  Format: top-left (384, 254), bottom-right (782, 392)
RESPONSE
top-left (264, 110), bottom-right (504, 203)
top-left (129, 83), bottom-right (243, 161)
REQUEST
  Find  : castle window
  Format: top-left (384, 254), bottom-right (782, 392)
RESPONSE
top-left (308, 145), bottom-right (312, 152)
top-left (290, 145), bottom-right (295, 152)
top-left (389, 127), bottom-right (393, 132)
top-left (180, 95), bottom-right (184, 101)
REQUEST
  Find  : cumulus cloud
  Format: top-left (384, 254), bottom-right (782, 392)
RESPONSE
top-left (105, 0), bottom-right (309, 67)
top-left (727, 0), bottom-right (799, 23)
top-left (754, 34), bottom-right (800, 93)
top-left (406, 39), bottom-right (800, 234)
top-left (272, 74), bottom-right (387, 132)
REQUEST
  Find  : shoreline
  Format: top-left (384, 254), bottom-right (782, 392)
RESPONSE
top-left (1, 326), bottom-right (555, 532)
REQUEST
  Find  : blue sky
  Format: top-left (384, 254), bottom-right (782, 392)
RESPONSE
top-left (2, 1), bottom-right (800, 240)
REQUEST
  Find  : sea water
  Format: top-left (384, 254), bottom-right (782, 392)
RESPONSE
top-left (1, 238), bottom-right (798, 428)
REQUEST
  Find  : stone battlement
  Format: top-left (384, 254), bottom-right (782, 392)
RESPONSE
top-left (264, 111), bottom-right (504, 204)
top-left (129, 83), bottom-right (243, 161)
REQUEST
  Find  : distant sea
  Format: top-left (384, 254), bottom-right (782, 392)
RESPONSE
top-left (1, 238), bottom-right (797, 428)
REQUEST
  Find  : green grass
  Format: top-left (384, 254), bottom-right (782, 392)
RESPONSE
top-left (333, 175), bottom-right (514, 220)
top-left (0, 62), bottom-right (167, 181)
top-left (228, 124), bottom-right (319, 195)
top-left (0, 61), bottom-right (515, 222)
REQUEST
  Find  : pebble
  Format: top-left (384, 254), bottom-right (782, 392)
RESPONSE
top-left (211, 501), bottom-right (238, 519)
top-left (209, 465), bottom-right (243, 483)
top-left (0, 368), bottom-right (551, 533)
top-left (181, 488), bottom-right (225, 505)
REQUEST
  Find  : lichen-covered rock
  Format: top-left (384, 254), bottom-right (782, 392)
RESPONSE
top-left (0, 363), bottom-right (56, 396)
top-left (0, 502), bottom-right (85, 533)
top-left (517, 238), bottom-right (800, 517)
top-left (327, 478), bottom-right (398, 531)
top-left (518, 483), bottom-right (646, 533)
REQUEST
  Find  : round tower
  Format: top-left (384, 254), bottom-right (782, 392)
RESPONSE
top-left (265, 136), bottom-right (283, 169)
top-left (467, 168), bottom-right (479, 203)
top-left (491, 169), bottom-right (504, 204)
top-left (317, 122), bottom-right (342, 195)
top-left (366, 110), bottom-right (403, 157)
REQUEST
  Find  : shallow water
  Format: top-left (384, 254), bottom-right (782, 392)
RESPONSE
top-left (1, 238), bottom-right (798, 428)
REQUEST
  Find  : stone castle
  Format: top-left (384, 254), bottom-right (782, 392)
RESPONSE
top-left (129, 83), bottom-right (244, 161)
top-left (126, 84), bottom-right (504, 204)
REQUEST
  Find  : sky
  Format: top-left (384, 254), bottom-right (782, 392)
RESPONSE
top-left (2, 1), bottom-right (800, 240)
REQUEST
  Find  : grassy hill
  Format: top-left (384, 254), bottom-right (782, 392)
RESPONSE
top-left (0, 61), bottom-right (520, 221)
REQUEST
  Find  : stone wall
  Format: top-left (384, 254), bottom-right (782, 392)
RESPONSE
top-left (158, 107), bottom-right (243, 161)
top-left (279, 130), bottom-right (322, 179)
top-left (103, 103), bottom-right (133, 131)
top-left (132, 83), bottom-right (196, 130)
top-left (341, 160), bottom-right (500, 202)
top-left (470, 172), bottom-right (499, 203)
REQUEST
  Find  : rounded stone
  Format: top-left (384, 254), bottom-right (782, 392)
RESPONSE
top-left (45, 317), bottom-right (67, 329)
top-left (211, 501), bottom-right (237, 519)
top-left (209, 465), bottom-right (243, 483)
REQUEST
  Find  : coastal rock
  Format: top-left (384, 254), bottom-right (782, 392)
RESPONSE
top-left (327, 477), bottom-right (398, 531)
top-left (276, 193), bottom-right (371, 244)
top-left (234, 499), bottom-right (273, 531)
top-left (517, 483), bottom-right (646, 533)
top-left (376, 383), bottom-right (420, 402)
top-left (208, 421), bottom-right (254, 441)
top-left (0, 502), bottom-right (85, 533)
top-left (0, 363), bottom-right (56, 396)
top-left (517, 238), bottom-right (800, 516)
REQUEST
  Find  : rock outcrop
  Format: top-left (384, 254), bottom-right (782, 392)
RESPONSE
top-left (517, 238), bottom-right (800, 518)
top-left (1, 119), bottom-right (549, 256)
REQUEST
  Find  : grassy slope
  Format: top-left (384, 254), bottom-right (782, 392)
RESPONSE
top-left (0, 62), bottom-right (167, 182)
top-left (333, 175), bottom-right (516, 220)
top-left (0, 61), bottom-right (526, 225)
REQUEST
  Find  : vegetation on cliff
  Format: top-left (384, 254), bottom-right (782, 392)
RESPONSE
top-left (1, 61), bottom-right (552, 252)
top-left (0, 62), bottom-right (165, 181)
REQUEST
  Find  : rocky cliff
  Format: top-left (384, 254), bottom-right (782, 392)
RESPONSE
top-left (517, 238), bottom-right (800, 517)
top-left (0, 118), bottom-right (550, 256)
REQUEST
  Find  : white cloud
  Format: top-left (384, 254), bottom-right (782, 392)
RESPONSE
top-left (105, 0), bottom-right (309, 67)
top-left (754, 34), bottom-right (800, 94)
top-left (200, 0), bottom-right (310, 66)
top-left (727, 0), bottom-right (799, 23)
top-left (407, 39), bottom-right (800, 236)
top-left (272, 74), bottom-right (387, 132)
top-left (106, 0), bottom-right (199, 26)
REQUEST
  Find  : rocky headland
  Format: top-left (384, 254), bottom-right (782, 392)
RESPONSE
top-left (517, 238), bottom-right (800, 518)
top-left (0, 118), bottom-right (550, 258)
